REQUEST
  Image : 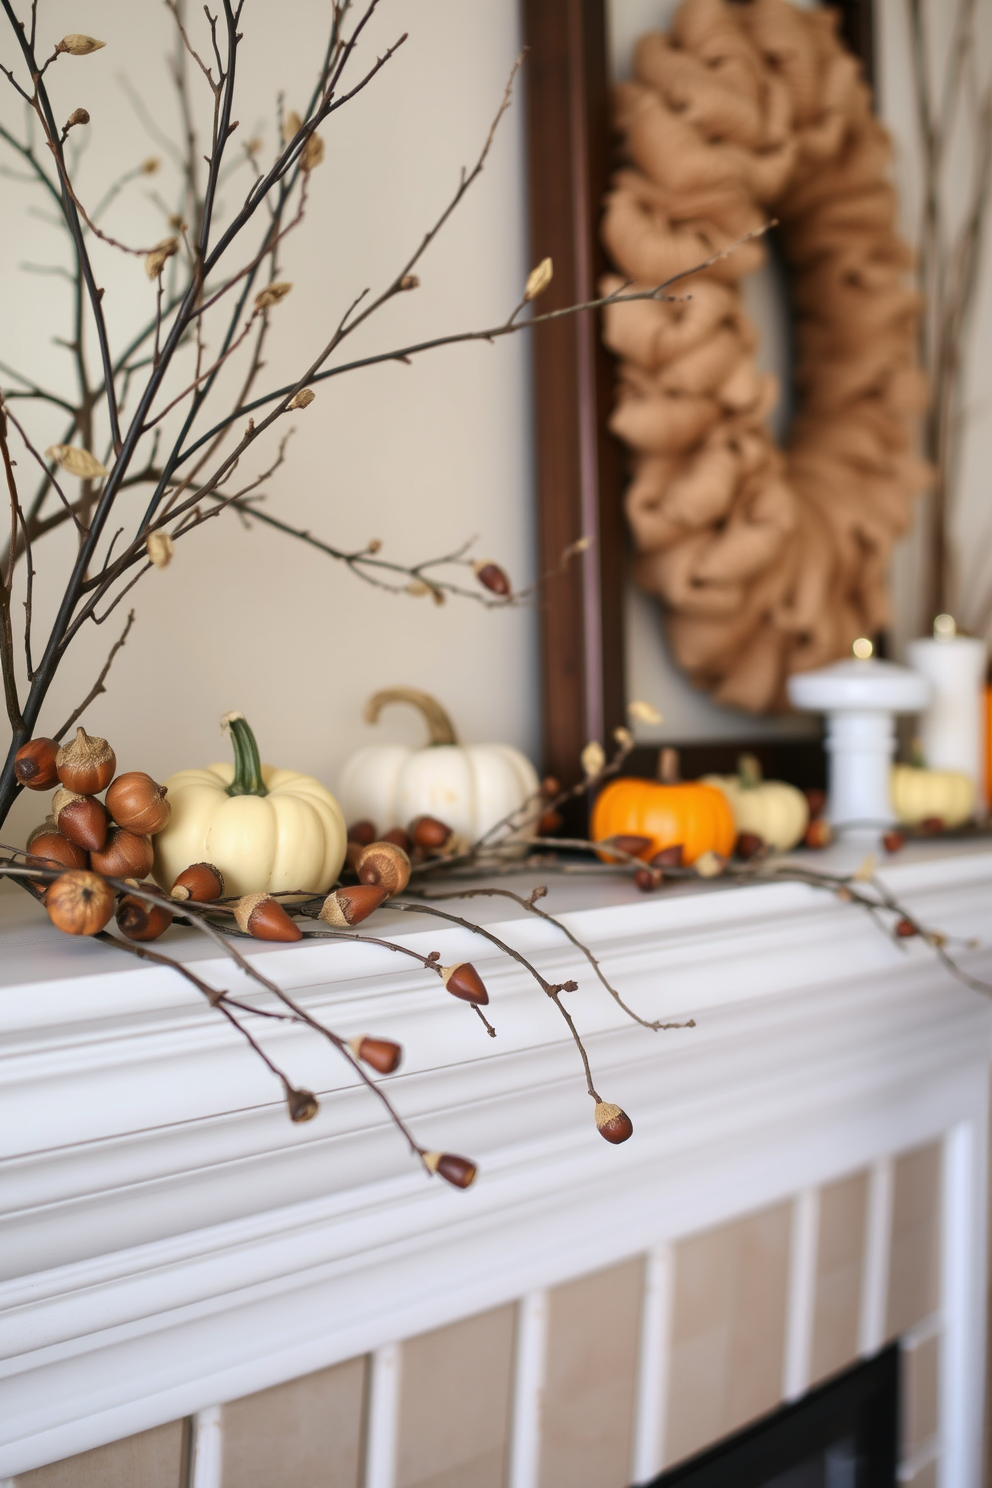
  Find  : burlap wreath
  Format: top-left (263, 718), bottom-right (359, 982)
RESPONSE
top-left (602, 0), bottom-right (928, 712)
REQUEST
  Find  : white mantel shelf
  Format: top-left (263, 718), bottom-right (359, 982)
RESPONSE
top-left (2, 844), bottom-right (991, 1480)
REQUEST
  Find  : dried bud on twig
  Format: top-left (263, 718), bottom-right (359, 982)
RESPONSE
top-left (319, 884), bottom-right (387, 926)
top-left (580, 740), bottom-right (606, 778)
top-left (170, 862), bottom-right (224, 902)
top-left (594, 1101), bottom-right (633, 1144)
top-left (423, 1151), bottom-right (477, 1188)
top-left (45, 445), bottom-right (108, 480)
top-left (399, 274), bottom-right (419, 291)
top-left (142, 157), bottom-right (161, 175)
top-left (627, 699), bottom-right (663, 725)
top-left (440, 962), bottom-right (488, 1005)
top-left (46, 870), bottom-right (115, 936)
top-left (288, 388), bottom-right (315, 409)
top-left (357, 840), bottom-right (411, 896)
top-left (146, 531), bottom-right (174, 568)
top-left (473, 560), bottom-right (511, 597)
top-left (65, 107), bottom-right (90, 129)
top-left (14, 737), bottom-right (59, 790)
top-left (254, 281), bottom-right (292, 311)
top-left (282, 110), bottom-right (303, 143)
top-left (348, 1035), bottom-right (403, 1074)
top-left (144, 237), bottom-right (179, 279)
top-left (524, 256), bottom-right (553, 301)
top-left (56, 34), bottom-right (106, 55)
top-left (300, 131), bottom-right (325, 170)
top-left (57, 727), bottom-right (116, 793)
top-left (235, 893), bottom-right (303, 941)
top-left (286, 1087), bottom-right (319, 1122)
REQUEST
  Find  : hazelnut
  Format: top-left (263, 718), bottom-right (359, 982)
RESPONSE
top-left (105, 772), bottom-right (171, 834)
top-left (46, 869), bottom-right (115, 936)
top-left (90, 827), bottom-right (154, 879)
top-left (55, 726), bottom-right (116, 794)
top-left (14, 737), bottom-right (60, 790)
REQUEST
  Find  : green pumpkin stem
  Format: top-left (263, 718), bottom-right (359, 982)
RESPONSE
top-left (223, 712), bottom-right (269, 797)
top-left (737, 753), bottom-right (763, 790)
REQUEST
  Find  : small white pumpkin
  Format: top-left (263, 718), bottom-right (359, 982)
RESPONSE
top-left (337, 689), bottom-right (540, 846)
top-left (890, 763), bottom-right (975, 828)
top-left (701, 753), bottom-right (809, 851)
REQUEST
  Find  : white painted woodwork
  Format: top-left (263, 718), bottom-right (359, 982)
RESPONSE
top-left (0, 844), bottom-right (990, 1480)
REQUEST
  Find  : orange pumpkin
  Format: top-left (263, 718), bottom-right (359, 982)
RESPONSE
top-left (591, 777), bottom-right (736, 866)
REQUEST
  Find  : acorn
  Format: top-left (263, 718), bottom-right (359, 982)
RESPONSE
top-left (595, 1100), bottom-right (633, 1144)
top-left (650, 844), bottom-right (684, 868)
top-left (410, 815), bottom-right (452, 851)
top-left (116, 893), bottom-right (173, 942)
top-left (634, 867), bottom-right (661, 892)
top-left (538, 809), bottom-right (563, 835)
top-left (55, 726), bottom-right (116, 794)
top-left (804, 818), bottom-right (833, 849)
top-left (234, 892), bottom-right (302, 941)
top-left (105, 772), bottom-right (171, 834)
top-left (53, 787), bottom-right (108, 851)
top-left (440, 962), bottom-right (488, 1005)
top-left (605, 834), bottom-right (653, 859)
top-left (895, 917), bottom-right (918, 938)
top-left (170, 862), bottom-right (225, 902)
top-left (348, 1034), bottom-right (403, 1074)
top-left (357, 840), bottom-right (411, 896)
top-left (46, 869), bottom-right (115, 936)
top-left (90, 827), bottom-right (154, 879)
top-left (423, 1150), bottom-right (477, 1188)
top-left (735, 831), bottom-right (766, 861)
top-left (286, 1087), bottom-right (319, 1122)
top-left (805, 788), bottom-right (827, 820)
top-left (882, 830), bottom-right (906, 854)
top-left (473, 559), bottom-right (511, 597)
top-left (347, 819), bottom-right (377, 847)
top-left (541, 776), bottom-right (561, 798)
top-left (26, 827), bottom-right (88, 874)
top-left (921, 816), bottom-right (944, 834)
top-left (382, 826), bottom-right (411, 852)
top-left (14, 737), bottom-right (60, 790)
top-left (318, 884), bottom-right (387, 926)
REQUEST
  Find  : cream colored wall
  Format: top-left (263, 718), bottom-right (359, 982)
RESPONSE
top-left (0, 0), bottom-right (535, 847)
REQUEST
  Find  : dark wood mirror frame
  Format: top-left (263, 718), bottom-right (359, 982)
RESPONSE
top-left (521, 0), bottom-right (875, 796)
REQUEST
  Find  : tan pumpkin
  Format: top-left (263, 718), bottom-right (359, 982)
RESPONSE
top-left (702, 754), bottom-right (809, 852)
top-left (591, 749), bottom-right (736, 865)
top-left (890, 763), bottom-right (976, 829)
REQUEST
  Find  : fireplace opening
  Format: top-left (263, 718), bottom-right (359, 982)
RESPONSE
top-left (641, 1344), bottom-right (899, 1488)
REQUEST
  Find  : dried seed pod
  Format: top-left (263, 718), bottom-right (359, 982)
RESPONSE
top-left (56, 726), bottom-right (116, 794)
top-left (288, 387), bottom-right (315, 409)
top-left (804, 818), bottom-right (833, 849)
top-left (895, 918), bottom-right (918, 938)
top-left (53, 788), bottom-right (109, 852)
top-left (694, 851), bottom-right (726, 878)
top-left (90, 827), bottom-right (154, 879)
top-left (357, 840), bottom-right (411, 896)
top-left (650, 844), bottom-right (684, 868)
top-left (56, 34), bottom-right (106, 55)
top-left (473, 560), bottom-right (511, 597)
top-left (14, 737), bottom-right (60, 790)
top-left (105, 772), bottom-right (171, 834)
top-left (286, 1087), bottom-right (319, 1122)
top-left (46, 870), bottom-right (115, 935)
top-left (382, 826), bottom-right (411, 852)
top-left (116, 893), bottom-right (173, 942)
top-left (318, 884), bottom-right (387, 927)
top-left (882, 830), bottom-right (906, 854)
top-left (524, 256), bottom-right (553, 301)
top-left (144, 238), bottom-right (179, 280)
top-left (735, 832), bottom-right (766, 861)
top-left (146, 531), bottom-right (174, 568)
top-left (423, 1151), bottom-right (477, 1188)
top-left (170, 862), bottom-right (224, 902)
top-left (410, 815), bottom-right (452, 851)
top-left (234, 892), bottom-right (302, 941)
top-left (440, 962), bottom-right (488, 1005)
top-left (26, 828), bottom-right (88, 873)
top-left (347, 820), bottom-right (377, 847)
top-left (348, 1035), bottom-right (403, 1074)
top-left (65, 107), bottom-right (90, 129)
top-left (300, 132), bottom-right (324, 171)
top-left (595, 1101), bottom-right (633, 1145)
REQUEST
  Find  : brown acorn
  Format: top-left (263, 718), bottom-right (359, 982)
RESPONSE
top-left (286, 1087), bottom-right (319, 1122)
top-left (90, 827), bottom-right (154, 879)
top-left (804, 818), bottom-right (833, 849)
top-left (170, 862), bottom-right (225, 902)
top-left (423, 1150), bottom-right (477, 1188)
top-left (805, 788), bottom-right (827, 820)
top-left (318, 884), bottom-right (387, 926)
top-left (234, 892), bottom-right (302, 941)
top-left (606, 834), bottom-right (653, 859)
top-left (116, 893), bottom-right (173, 942)
top-left (46, 869), bottom-right (115, 936)
top-left (634, 867), bottom-right (661, 892)
top-left (921, 816), bottom-right (945, 835)
top-left (473, 559), bottom-right (511, 597)
top-left (53, 787), bottom-right (108, 851)
top-left (14, 737), bottom-right (60, 790)
top-left (410, 815), bottom-right (452, 851)
top-left (105, 772), bottom-right (171, 834)
top-left (538, 809), bottom-right (563, 835)
top-left (348, 1034), bottom-right (403, 1074)
top-left (895, 917), bottom-right (918, 938)
top-left (735, 831), bottom-right (766, 861)
top-left (382, 826), bottom-right (411, 852)
top-left (595, 1100), bottom-right (633, 1145)
top-left (55, 726), bottom-right (116, 794)
top-left (357, 840), bottom-right (411, 896)
top-left (882, 830), bottom-right (906, 854)
top-left (347, 819), bottom-right (377, 846)
top-left (440, 962), bottom-right (488, 1005)
top-left (650, 844), bottom-right (684, 868)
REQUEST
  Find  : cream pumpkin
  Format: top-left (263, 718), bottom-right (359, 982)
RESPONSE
top-left (890, 763), bottom-right (975, 829)
top-left (337, 689), bottom-right (540, 845)
top-left (153, 713), bottom-right (347, 896)
top-left (702, 754), bottom-right (809, 851)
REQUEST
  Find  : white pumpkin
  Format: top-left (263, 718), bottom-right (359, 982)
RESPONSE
top-left (890, 763), bottom-right (975, 828)
top-left (337, 689), bottom-right (540, 845)
top-left (701, 753), bottom-right (809, 851)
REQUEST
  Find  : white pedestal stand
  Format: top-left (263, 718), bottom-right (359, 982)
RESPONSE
top-left (788, 656), bottom-right (931, 836)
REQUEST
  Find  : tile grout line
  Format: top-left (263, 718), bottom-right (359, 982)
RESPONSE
top-left (783, 1188), bottom-right (819, 1402)
top-left (507, 1290), bottom-right (548, 1488)
top-left (630, 1244), bottom-right (674, 1484)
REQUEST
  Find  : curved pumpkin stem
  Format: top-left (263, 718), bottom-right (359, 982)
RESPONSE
top-left (363, 688), bottom-right (460, 747)
top-left (657, 746), bottom-right (680, 784)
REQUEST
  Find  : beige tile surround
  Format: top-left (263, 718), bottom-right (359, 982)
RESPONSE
top-left (16, 1142), bottom-right (944, 1488)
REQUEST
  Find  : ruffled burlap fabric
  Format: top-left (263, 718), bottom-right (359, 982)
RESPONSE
top-left (602, 0), bottom-right (928, 712)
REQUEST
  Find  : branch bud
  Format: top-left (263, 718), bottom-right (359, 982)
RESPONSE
top-left (627, 699), bottom-right (663, 725)
top-left (145, 237), bottom-right (179, 279)
top-left (524, 256), bottom-right (553, 301)
top-left (254, 281), bottom-right (292, 311)
top-left (399, 274), bottom-right (420, 291)
top-left (288, 388), bottom-right (315, 410)
top-left (301, 132), bottom-right (324, 171)
top-left (65, 107), bottom-right (90, 129)
top-left (45, 445), bottom-right (108, 480)
top-left (146, 531), bottom-right (174, 568)
top-left (282, 110), bottom-right (303, 143)
top-left (56, 34), bottom-right (106, 55)
top-left (580, 740), bottom-right (605, 778)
